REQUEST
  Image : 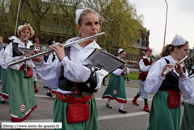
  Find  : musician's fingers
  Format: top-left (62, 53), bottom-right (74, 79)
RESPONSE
top-left (33, 49), bottom-right (40, 54)
top-left (58, 43), bottom-right (64, 48)
top-left (49, 45), bottom-right (57, 52)
top-left (32, 56), bottom-right (43, 62)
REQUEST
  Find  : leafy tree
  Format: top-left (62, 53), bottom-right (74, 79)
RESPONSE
top-left (184, 55), bottom-right (194, 76)
top-left (0, 0), bottom-right (145, 53)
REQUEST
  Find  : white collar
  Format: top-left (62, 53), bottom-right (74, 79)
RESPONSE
top-left (162, 55), bottom-right (177, 64)
top-left (12, 38), bottom-right (32, 46)
top-left (143, 56), bottom-right (150, 60)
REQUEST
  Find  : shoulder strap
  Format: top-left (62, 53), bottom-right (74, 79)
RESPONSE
top-left (52, 52), bottom-right (56, 62)
top-left (30, 45), bottom-right (35, 49)
top-left (164, 58), bottom-right (186, 73)
top-left (164, 58), bottom-right (170, 64)
top-left (61, 47), bottom-right (71, 74)
top-left (64, 47), bottom-right (71, 59)
top-left (12, 42), bottom-right (23, 57)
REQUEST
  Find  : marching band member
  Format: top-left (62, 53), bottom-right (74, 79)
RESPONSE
top-left (32, 37), bottom-right (40, 93)
top-left (145, 34), bottom-right (194, 130)
top-left (132, 47), bottom-right (153, 112)
top-left (0, 36), bottom-right (16, 103)
top-left (180, 73), bottom-right (194, 130)
top-left (0, 36), bottom-right (3, 86)
top-left (33, 8), bottom-right (108, 130)
top-left (4, 24), bottom-right (37, 122)
top-left (102, 49), bottom-right (129, 114)
top-left (0, 43), bottom-right (9, 103)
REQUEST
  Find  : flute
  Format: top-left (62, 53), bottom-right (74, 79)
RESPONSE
top-left (162, 55), bottom-right (188, 75)
top-left (8, 32), bottom-right (105, 66)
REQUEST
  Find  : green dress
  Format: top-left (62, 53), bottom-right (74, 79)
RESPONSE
top-left (102, 73), bottom-right (127, 103)
top-left (0, 66), bottom-right (1, 84)
top-left (6, 67), bottom-right (37, 122)
top-left (147, 90), bottom-right (181, 130)
top-left (180, 102), bottom-right (194, 130)
top-left (53, 93), bottom-right (98, 130)
top-left (1, 67), bottom-right (8, 99)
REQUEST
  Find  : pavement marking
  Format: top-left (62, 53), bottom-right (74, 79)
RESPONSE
top-left (103, 83), bottom-right (140, 88)
top-left (34, 95), bottom-right (153, 101)
top-left (0, 112), bottom-right (149, 123)
top-left (34, 94), bottom-right (55, 98)
top-left (98, 111), bottom-right (149, 120)
top-left (95, 98), bottom-right (153, 101)
top-left (126, 85), bottom-right (140, 87)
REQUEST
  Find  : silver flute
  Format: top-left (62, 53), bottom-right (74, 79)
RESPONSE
top-left (8, 32), bottom-right (105, 66)
top-left (162, 55), bottom-right (188, 75)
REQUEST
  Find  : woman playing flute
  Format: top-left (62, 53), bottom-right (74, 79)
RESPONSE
top-left (4, 24), bottom-right (37, 122)
top-left (33, 8), bottom-right (108, 130)
top-left (145, 34), bottom-right (194, 130)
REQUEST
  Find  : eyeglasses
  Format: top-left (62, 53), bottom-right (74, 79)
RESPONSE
top-left (22, 31), bottom-right (30, 34)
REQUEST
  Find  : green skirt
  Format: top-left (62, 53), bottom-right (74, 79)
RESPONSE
top-left (147, 90), bottom-right (181, 130)
top-left (53, 93), bottom-right (98, 130)
top-left (180, 102), bottom-right (194, 130)
top-left (0, 66), bottom-right (1, 82)
top-left (102, 73), bottom-right (127, 103)
top-left (6, 67), bottom-right (37, 122)
top-left (1, 67), bottom-right (8, 99)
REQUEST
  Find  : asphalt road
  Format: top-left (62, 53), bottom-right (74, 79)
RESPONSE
top-left (0, 78), bottom-right (184, 130)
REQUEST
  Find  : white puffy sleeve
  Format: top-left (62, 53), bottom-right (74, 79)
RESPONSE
top-left (144, 59), bottom-right (166, 94)
top-left (61, 57), bottom-right (108, 89)
top-left (34, 57), bottom-right (61, 89)
top-left (4, 43), bottom-right (23, 70)
top-left (179, 73), bottom-right (194, 100)
top-left (139, 59), bottom-right (152, 72)
top-left (112, 68), bottom-right (123, 76)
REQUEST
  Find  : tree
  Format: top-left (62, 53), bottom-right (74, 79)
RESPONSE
top-left (0, 0), bottom-right (145, 53)
top-left (184, 55), bottom-right (194, 76)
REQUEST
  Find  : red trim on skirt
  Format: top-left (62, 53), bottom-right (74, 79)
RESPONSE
top-left (11, 105), bottom-right (37, 122)
top-left (1, 93), bottom-right (9, 99)
top-left (102, 96), bottom-right (127, 103)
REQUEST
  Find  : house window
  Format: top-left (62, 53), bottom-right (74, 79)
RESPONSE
top-left (130, 52), bottom-right (137, 61)
top-left (140, 37), bottom-right (142, 46)
top-left (130, 53), bottom-right (134, 61)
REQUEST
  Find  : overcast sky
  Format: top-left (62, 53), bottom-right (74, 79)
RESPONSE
top-left (128, 0), bottom-right (194, 55)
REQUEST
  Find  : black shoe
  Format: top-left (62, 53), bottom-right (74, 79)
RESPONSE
top-left (119, 109), bottom-right (127, 114)
top-left (106, 103), bottom-right (112, 108)
top-left (1, 100), bottom-right (5, 104)
top-left (43, 85), bottom-right (48, 88)
top-left (103, 84), bottom-right (106, 86)
top-left (35, 90), bottom-right (38, 93)
top-left (47, 92), bottom-right (53, 97)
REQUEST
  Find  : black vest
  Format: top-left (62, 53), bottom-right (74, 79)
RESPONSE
top-left (159, 59), bottom-right (185, 91)
top-left (58, 47), bottom-right (98, 93)
top-left (12, 42), bottom-right (35, 57)
top-left (12, 42), bottom-right (23, 57)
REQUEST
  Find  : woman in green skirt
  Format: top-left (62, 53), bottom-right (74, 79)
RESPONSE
top-left (33, 8), bottom-right (108, 130)
top-left (0, 42), bottom-right (9, 103)
top-left (145, 34), bottom-right (194, 130)
top-left (102, 49), bottom-right (129, 114)
top-left (4, 24), bottom-right (37, 122)
top-left (180, 74), bottom-right (194, 130)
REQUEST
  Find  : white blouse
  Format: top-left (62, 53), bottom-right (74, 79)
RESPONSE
top-left (145, 55), bottom-right (194, 100)
top-left (183, 75), bottom-right (194, 105)
top-left (0, 48), bottom-right (7, 69)
top-left (34, 37), bottom-right (108, 94)
top-left (112, 57), bottom-right (129, 76)
top-left (139, 56), bottom-right (152, 72)
top-left (4, 38), bottom-right (35, 70)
